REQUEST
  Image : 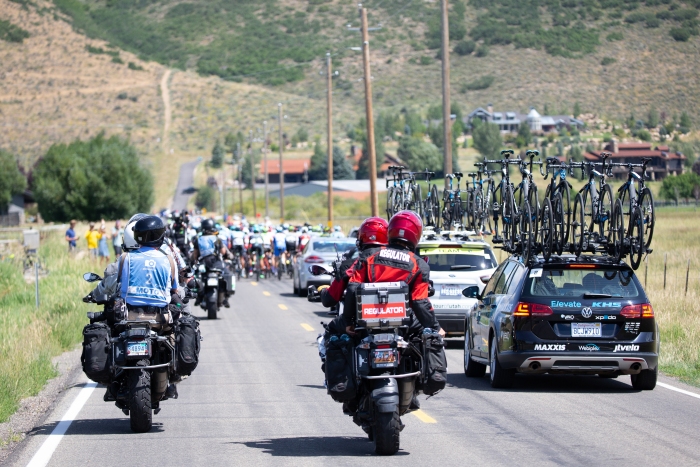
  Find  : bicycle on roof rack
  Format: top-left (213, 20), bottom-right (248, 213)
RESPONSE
top-left (484, 150), bottom-right (522, 252)
top-left (470, 162), bottom-right (500, 235)
top-left (385, 166), bottom-right (422, 218)
top-left (569, 156), bottom-right (614, 256)
top-left (513, 150), bottom-right (545, 263)
top-left (613, 158), bottom-right (655, 253)
top-left (543, 156), bottom-right (573, 256)
top-left (441, 172), bottom-right (465, 230)
top-left (411, 169), bottom-right (438, 228)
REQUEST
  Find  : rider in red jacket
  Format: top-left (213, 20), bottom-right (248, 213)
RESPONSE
top-left (344, 210), bottom-right (444, 337)
top-left (320, 217), bottom-right (388, 307)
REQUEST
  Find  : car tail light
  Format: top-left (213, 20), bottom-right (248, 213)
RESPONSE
top-left (620, 303), bottom-right (654, 319)
top-left (567, 264), bottom-right (596, 269)
top-left (304, 255), bottom-right (325, 264)
top-left (513, 302), bottom-right (553, 317)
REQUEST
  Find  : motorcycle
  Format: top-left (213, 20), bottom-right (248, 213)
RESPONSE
top-left (195, 258), bottom-right (235, 319)
top-left (307, 265), bottom-right (434, 456)
top-left (81, 272), bottom-right (198, 433)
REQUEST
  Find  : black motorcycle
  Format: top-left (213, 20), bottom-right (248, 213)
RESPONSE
top-left (308, 266), bottom-right (444, 455)
top-left (196, 259), bottom-right (234, 319)
top-left (81, 272), bottom-right (200, 433)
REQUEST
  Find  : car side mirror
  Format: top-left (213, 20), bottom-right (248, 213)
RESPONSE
top-left (480, 274), bottom-right (492, 285)
top-left (83, 272), bottom-right (102, 282)
top-left (462, 286), bottom-right (480, 299)
top-left (428, 279), bottom-right (435, 297)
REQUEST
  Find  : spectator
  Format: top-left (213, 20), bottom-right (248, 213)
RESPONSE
top-left (85, 222), bottom-right (102, 259)
top-left (65, 220), bottom-right (78, 252)
top-left (112, 220), bottom-right (124, 257)
top-left (97, 219), bottom-right (110, 264)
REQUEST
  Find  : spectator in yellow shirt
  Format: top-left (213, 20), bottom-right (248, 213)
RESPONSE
top-left (85, 223), bottom-right (102, 258)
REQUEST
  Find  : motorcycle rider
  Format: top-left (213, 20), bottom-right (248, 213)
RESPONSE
top-left (169, 211), bottom-right (190, 260)
top-left (344, 210), bottom-right (444, 338)
top-left (191, 218), bottom-right (233, 308)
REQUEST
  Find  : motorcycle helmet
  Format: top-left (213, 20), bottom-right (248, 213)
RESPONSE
top-left (201, 218), bottom-right (217, 235)
top-left (387, 210), bottom-right (423, 251)
top-left (171, 210), bottom-right (182, 222)
top-left (133, 216), bottom-right (167, 248)
top-left (122, 213), bottom-right (148, 251)
top-left (357, 216), bottom-right (388, 248)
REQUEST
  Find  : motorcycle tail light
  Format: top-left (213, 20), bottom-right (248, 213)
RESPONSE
top-left (304, 255), bottom-right (325, 263)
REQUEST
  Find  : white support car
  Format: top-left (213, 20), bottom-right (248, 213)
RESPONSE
top-left (417, 236), bottom-right (498, 337)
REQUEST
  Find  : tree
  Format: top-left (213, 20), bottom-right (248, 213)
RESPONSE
top-left (680, 111), bottom-right (692, 133)
top-left (692, 159), bottom-right (700, 177)
top-left (308, 144), bottom-right (355, 181)
top-left (295, 127), bottom-right (309, 143)
top-left (397, 137), bottom-right (442, 173)
top-left (472, 123), bottom-right (502, 160)
top-left (240, 149), bottom-right (260, 189)
top-left (224, 131), bottom-right (245, 159)
top-left (454, 40), bottom-right (476, 56)
top-left (0, 149), bottom-right (26, 210)
top-left (660, 173), bottom-right (700, 202)
top-left (516, 123), bottom-right (532, 148)
top-left (210, 139), bottom-right (224, 168)
top-left (195, 185), bottom-right (216, 211)
top-left (32, 133), bottom-right (153, 222)
top-left (573, 101), bottom-right (582, 118)
top-left (647, 107), bottom-right (660, 129)
top-left (569, 145), bottom-right (583, 162)
top-left (427, 104), bottom-right (442, 121)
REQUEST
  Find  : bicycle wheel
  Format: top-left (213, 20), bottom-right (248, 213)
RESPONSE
top-left (572, 192), bottom-right (585, 256)
top-left (629, 205), bottom-right (645, 270)
top-left (472, 189), bottom-right (484, 233)
top-left (430, 184), bottom-right (440, 228)
top-left (612, 199), bottom-right (624, 262)
top-left (639, 187), bottom-right (655, 250)
top-left (451, 200), bottom-right (461, 230)
top-left (551, 192), bottom-right (564, 255)
top-left (527, 184), bottom-right (539, 244)
top-left (539, 197), bottom-right (554, 261)
top-left (504, 185), bottom-right (517, 253)
top-left (483, 182), bottom-right (494, 235)
top-left (465, 191), bottom-right (474, 230)
top-left (519, 201), bottom-right (533, 263)
top-left (404, 185), bottom-right (415, 212)
top-left (598, 184), bottom-right (613, 244)
top-left (558, 182), bottom-right (572, 246)
top-left (617, 185), bottom-right (632, 238)
top-left (412, 184), bottom-right (423, 218)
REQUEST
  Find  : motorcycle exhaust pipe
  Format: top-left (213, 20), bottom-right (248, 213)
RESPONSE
top-left (529, 361), bottom-right (541, 371)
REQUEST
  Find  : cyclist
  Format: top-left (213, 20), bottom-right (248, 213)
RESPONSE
top-left (285, 227), bottom-right (299, 266)
top-left (230, 225), bottom-right (246, 272)
top-left (248, 226), bottom-right (264, 277)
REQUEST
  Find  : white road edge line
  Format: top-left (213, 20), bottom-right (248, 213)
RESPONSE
top-left (26, 382), bottom-right (97, 467)
top-left (658, 382), bottom-right (700, 400)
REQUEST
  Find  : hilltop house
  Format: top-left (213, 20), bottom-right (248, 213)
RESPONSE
top-left (466, 105), bottom-right (584, 134)
top-left (584, 142), bottom-right (685, 180)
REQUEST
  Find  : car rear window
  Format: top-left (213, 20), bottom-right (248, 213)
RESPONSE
top-left (312, 241), bottom-right (355, 253)
top-left (417, 247), bottom-right (497, 272)
top-left (522, 267), bottom-right (641, 299)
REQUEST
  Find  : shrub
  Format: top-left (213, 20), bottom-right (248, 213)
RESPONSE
top-left (476, 45), bottom-right (489, 57)
top-left (194, 185), bottom-right (216, 211)
top-left (210, 139), bottom-right (224, 168)
top-left (0, 149), bottom-right (26, 208)
top-left (454, 40), bottom-right (476, 55)
top-left (646, 17), bottom-right (661, 27)
top-left (0, 19), bottom-right (30, 43)
top-left (111, 55), bottom-right (124, 64)
top-left (606, 31), bottom-right (624, 41)
top-left (670, 27), bottom-right (691, 41)
top-left (636, 129), bottom-right (652, 141)
top-left (116, 92), bottom-right (128, 100)
top-left (461, 75), bottom-right (494, 91)
top-left (601, 57), bottom-right (617, 65)
top-left (419, 55), bottom-right (433, 65)
top-left (127, 62), bottom-right (144, 71)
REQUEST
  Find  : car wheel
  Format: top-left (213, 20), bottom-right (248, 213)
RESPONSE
top-left (489, 337), bottom-right (515, 389)
top-left (300, 281), bottom-right (308, 297)
top-left (464, 340), bottom-right (486, 378)
top-left (293, 280), bottom-right (299, 295)
top-left (630, 366), bottom-right (657, 390)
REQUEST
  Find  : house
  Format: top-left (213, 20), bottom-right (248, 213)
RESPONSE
top-left (466, 105), bottom-right (584, 134)
top-left (584, 141), bottom-right (685, 180)
top-left (259, 159), bottom-right (309, 184)
top-left (1, 190), bottom-right (34, 226)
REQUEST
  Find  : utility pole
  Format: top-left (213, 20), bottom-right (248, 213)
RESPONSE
top-left (326, 52), bottom-right (334, 227)
top-left (249, 130), bottom-right (257, 220)
top-left (263, 120), bottom-right (269, 219)
top-left (237, 142), bottom-right (243, 215)
top-left (441, 0), bottom-right (452, 189)
top-left (360, 5), bottom-right (378, 217)
top-left (278, 103), bottom-right (285, 222)
top-left (220, 159), bottom-right (226, 220)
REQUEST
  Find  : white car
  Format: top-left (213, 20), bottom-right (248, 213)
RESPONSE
top-left (293, 237), bottom-right (356, 296)
top-left (417, 237), bottom-right (498, 337)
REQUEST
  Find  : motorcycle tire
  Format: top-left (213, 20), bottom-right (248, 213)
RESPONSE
top-left (127, 361), bottom-right (152, 433)
top-left (374, 409), bottom-right (401, 456)
top-left (206, 290), bottom-right (218, 319)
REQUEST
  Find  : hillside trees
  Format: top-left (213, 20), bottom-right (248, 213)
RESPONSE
top-left (308, 140), bottom-right (355, 181)
top-left (472, 121), bottom-right (503, 161)
top-left (0, 150), bottom-right (26, 210)
top-left (211, 139), bottom-right (224, 168)
top-left (32, 134), bottom-right (153, 222)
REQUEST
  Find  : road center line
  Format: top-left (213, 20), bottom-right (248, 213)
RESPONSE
top-left (278, 304), bottom-right (288, 310)
top-left (658, 382), bottom-right (700, 400)
top-left (410, 409), bottom-right (437, 424)
top-left (300, 323), bottom-right (314, 331)
top-left (26, 382), bottom-right (97, 467)
top-left (250, 282), bottom-right (258, 286)
top-left (263, 291), bottom-right (271, 296)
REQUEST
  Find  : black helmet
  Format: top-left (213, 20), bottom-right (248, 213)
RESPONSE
top-left (201, 218), bottom-right (217, 235)
top-left (133, 216), bottom-right (166, 247)
top-left (171, 210), bottom-right (182, 222)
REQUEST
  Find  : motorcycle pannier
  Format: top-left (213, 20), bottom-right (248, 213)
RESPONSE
top-left (81, 322), bottom-right (112, 383)
top-left (355, 282), bottom-right (410, 329)
top-left (324, 336), bottom-right (356, 402)
top-left (422, 330), bottom-right (447, 396)
top-left (176, 315), bottom-right (201, 375)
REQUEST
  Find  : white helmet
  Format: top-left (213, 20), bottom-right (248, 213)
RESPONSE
top-left (122, 213), bottom-right (148, 251)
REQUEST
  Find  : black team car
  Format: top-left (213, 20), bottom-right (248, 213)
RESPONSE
top-left (463, 254), bottom-right (659, 390)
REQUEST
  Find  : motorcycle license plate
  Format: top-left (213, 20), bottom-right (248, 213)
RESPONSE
top-left (372, 349), bottom-right (397, 368)
top-left (207, 278), bottom-right (218, 286)
top-left (571, 322), bottom-right (601, 337)
top-left (126, 341), bottom-right (149, 357)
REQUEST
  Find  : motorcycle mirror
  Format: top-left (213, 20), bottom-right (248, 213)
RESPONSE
top-left (462, 285), bottom-right (480, 299)
top-left (83, 272), bottom-right (102, 282)
top-left (308, 264), bottom-right (331, 276)
top-left (186, 278), bottom-right (199, 290)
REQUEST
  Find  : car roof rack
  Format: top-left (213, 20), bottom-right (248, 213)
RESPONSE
top-left (512, 253), bottom-right (629, 267)
top-left (421, 226), bottom-right (487, 243)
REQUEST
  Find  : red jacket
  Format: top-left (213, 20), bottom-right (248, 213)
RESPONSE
top-left (344, 245), bottom-right (440, 331)
top-left (321, 247), bottom-right (382, 306)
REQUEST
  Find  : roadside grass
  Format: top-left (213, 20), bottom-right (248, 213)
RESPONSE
top-left (0, 229), bottom-right (96, 422)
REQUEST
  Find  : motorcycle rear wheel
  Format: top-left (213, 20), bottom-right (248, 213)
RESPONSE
top-left (206, 290), bottom-right (218, 319)
top-left (127, 362), bottom-right (152, 433)
top-left (374, 410), bottom-right (400, 455)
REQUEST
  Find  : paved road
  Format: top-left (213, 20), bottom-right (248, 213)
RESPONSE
top-left (171, 159), bottom-right (201, 212)
top-left (8, 278), bottom-right (700, 466)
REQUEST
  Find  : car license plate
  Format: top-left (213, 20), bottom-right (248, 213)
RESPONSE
top-left (207, 278), bottom-right (218, 286)
top-left (441, 285), bottom-right (461, 296)
top-left (571, 322), bottom-right (602, 337)
top-left (126, 341), bottom-right (149, 357)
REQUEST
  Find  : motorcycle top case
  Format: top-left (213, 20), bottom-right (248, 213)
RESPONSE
top-left (81, 322), bottom-right (112, 384)
top-left (355, 282), bottom-right (410, 329)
